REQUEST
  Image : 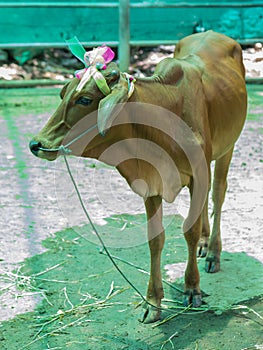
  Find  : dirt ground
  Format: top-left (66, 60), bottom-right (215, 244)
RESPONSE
top-left (0, 82), bottom-right (262, 348)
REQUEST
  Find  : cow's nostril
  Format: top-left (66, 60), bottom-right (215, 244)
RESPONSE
top-left (29, 140), bottom-right (42, 156)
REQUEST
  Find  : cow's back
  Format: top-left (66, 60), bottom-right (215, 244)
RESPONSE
top-left (174, 30), bottom-right (245, 77)
top-left (174, 31), bottom-right (247, 159)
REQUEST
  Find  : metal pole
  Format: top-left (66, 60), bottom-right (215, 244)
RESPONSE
top-left (119, 0), bottom-right (130, 72)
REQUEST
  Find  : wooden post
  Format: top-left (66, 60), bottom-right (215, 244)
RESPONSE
top-left (119, 0), bottom-right (130, 72)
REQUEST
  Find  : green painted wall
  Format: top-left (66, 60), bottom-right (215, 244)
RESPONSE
top-left (0, 0), bottom-right (262, 48)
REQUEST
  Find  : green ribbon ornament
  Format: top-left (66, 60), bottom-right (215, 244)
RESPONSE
top-left (66, 36), bottom-right (115, 95)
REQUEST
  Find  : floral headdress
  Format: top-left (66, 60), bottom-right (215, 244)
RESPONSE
top-left (66, 36), bottom-right (115, 94)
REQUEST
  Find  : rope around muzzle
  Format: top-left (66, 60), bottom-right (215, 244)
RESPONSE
top-left (38, 124), bottom-right (98, 154)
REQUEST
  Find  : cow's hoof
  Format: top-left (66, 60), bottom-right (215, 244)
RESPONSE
top-left (197, 242), bottom-right (208, 257)
top-left (205, 256), bottom-right (220, 273)
top-left (139, 304), bottom-right (161, 324)
top-left (183, 289), bottom-right (202, 308)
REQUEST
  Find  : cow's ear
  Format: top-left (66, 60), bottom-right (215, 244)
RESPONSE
top-left (60, 82), bottom-right (70, 99)
top-left (98, 75), bottom-right (129, 135)
top-left (104, 62), bottom-right (121, 86)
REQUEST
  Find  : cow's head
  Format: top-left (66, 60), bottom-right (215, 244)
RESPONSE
top-left (29, 44), bottom-right (132, 161)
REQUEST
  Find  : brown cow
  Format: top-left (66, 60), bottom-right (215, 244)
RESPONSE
top-left (29, 31), bottom-right (247, 323)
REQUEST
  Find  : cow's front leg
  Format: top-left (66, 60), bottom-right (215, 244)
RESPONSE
top-left (140, 195), bottom-right (164, 324)
top-left (183, 174), bottom-right (204, 308)
top-left (183, 214), bottom-right (202, 307)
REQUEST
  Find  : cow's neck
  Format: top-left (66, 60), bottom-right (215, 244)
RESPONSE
top-left (82, 76), bottom-right (190, 201)
top-left (130, 76), bottom-right (182, 111)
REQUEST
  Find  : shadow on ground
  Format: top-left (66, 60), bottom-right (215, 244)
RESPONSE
top-left (0, 214), bottom-right (262, 350)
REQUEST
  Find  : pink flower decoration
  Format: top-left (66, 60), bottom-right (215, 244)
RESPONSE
top-left (102, 46), bottom-right (115, 64)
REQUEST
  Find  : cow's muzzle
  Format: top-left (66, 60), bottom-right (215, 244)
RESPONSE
top-left (29, 140), bottom-right (42, 156)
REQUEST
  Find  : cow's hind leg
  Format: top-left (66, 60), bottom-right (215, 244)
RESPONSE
top-left (140, 195), bottom-right (164, 324)
top-left (198, 195), bottom-right (210, 257)
top-left (206, 147), bottom-right (234, 273)
top-left (197, 162), bottom-right (211, 258)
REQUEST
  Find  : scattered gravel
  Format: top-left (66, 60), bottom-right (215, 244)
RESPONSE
top-left (0, 43), bottom-right (262, 82)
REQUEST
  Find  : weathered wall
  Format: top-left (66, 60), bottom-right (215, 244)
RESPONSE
top-left (0, 0), bottom-right (262, 48)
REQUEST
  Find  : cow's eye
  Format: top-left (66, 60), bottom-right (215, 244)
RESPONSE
top-left (76, 97), bottom-right (93, 106)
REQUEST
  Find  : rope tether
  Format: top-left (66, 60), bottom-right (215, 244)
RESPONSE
top-left (60, 151), bottom-right (208, 320)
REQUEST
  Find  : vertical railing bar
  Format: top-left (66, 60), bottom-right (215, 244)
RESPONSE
top-left (119, 0), bottom-right (130, 72)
